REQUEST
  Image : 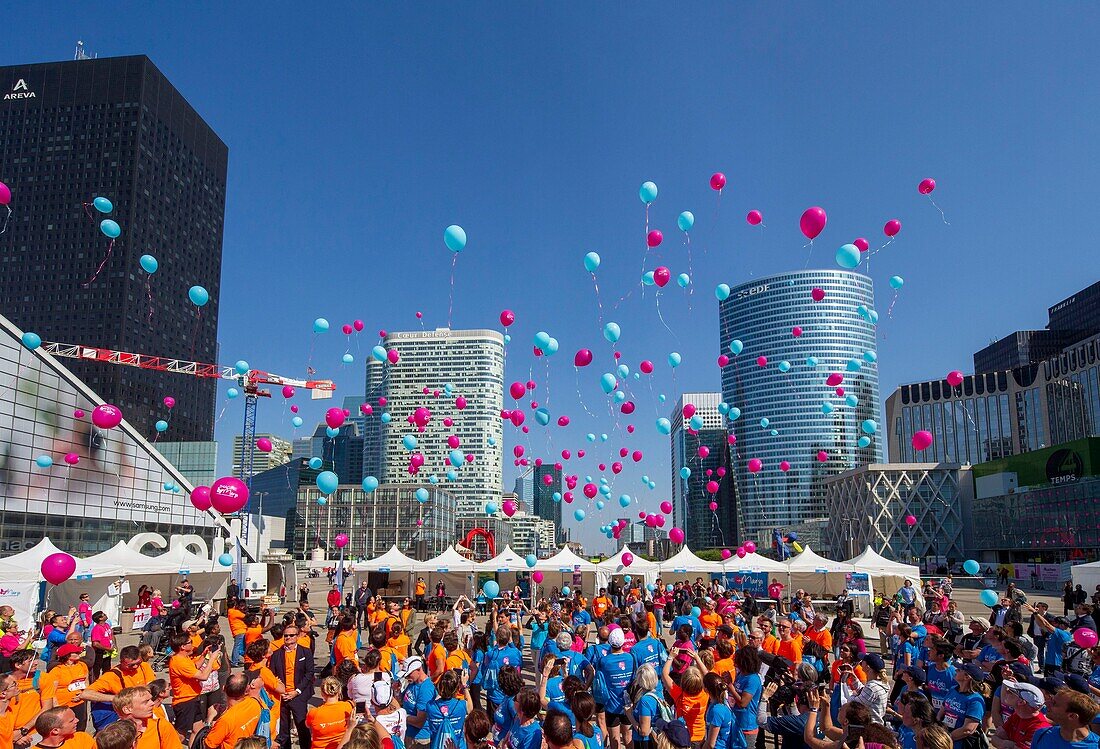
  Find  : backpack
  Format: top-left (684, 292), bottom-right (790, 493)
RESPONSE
top-left (429, 700), bottom-right (464, 749)
top-left (645, 691), bottom-right (692, 749)
top-left (1063, 644), bottom-right (1092, 676)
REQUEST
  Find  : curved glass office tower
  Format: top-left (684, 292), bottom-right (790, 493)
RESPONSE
top-left (718, 270), bottom-right (882, 543)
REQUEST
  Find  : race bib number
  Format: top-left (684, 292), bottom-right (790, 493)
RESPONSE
top-left (68, 680), bottom-right (87, 692)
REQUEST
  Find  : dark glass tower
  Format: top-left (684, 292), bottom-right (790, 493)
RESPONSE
top-left (0, 56), bottom-right (227, 441)
top-left (532, 463), bottom-right (562, 539)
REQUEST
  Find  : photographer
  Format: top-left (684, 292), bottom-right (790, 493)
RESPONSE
top-left (762, 670), bottom-right (826, 749)
top-left (803, 689), bottom-right (875, 749)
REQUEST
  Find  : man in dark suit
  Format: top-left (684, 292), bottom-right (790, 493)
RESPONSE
top-left (269, 624), bottom-right (314, 749)
top-left (1028, 601), bottom-right (1050, 665)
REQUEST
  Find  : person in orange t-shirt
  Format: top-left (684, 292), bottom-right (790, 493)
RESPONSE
top-left (804, 614), bottom-right (834, 656)
top-left (711, 639), bottom-right (737, 682)
top-left (31, 707), bottom-right (95, 749)
top-left (332, 618), bottom-right (359, 669)
top-left (775, 621), bottom-right (803, 666)
top-left (415, 578), bottom-right (427, 611)
top-left (226, 601), bottom-right (247, 667)
top-left (662, 648), bottom-right (709, 744)
top-left (203, 674), bottom-right (263, 749)
top-left (167, 633), bottom-right (218, 742)
top-left (41, 644), bottom-right (90, 727)
top-left (699, 601), bottom-right (722, 638)
top-left (79, 644), bottom-right (153, 731)
top-left (0, 672), bottom-right (40, 747)
top-left (400, 600), bottom-right (413, 630)
top-left (592, 590), bottom-right (611, 622)
top-left (304, 677), bottom-right (353, 749)
top-left (387, 622), bottom-right (411, 661)
top-left (426, 627), bottom-right (448, 683)
top-left (244, 640), bottom-right (286, 729)
top-left (112, 686), bottom-right (181, 749)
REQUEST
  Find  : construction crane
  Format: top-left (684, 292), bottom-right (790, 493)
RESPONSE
top-left (40, 340), bottom-right (336, 559)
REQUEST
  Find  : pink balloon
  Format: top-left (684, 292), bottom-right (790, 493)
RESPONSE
top-left (325, 408), bottom-right (345, 429)
top-left (416, 312), bottom-right (423, 320)
top-left (256, 438), bottom-right (272, 453)
top-left (826, 373), bottom-right (844, 386)
top-left (163, 396), bottom-right (176, 409)
top-left (64, 453), bottom-right (79, 465)
top-left (912, 431), bottom-right (933, 451)
top-left (836, 388), bottom-right (845, 397)
top-left (1073, 628), bottom-right (1099, 649)
top-left (513, 445), bottom-right (525, 458)
top-left (0, 181), bottom-right (11, 206)
top-left (946, 371), bottom-right (964, 387)
top-left (342, 324), bottom-right (353, 335)
top-left (709, 502), bottom-right (718, 511)
top-left (792, 327), bottom-right (802, 337)
top-left (669, 527), bottom-right (685, 544)
top-left (210, 476), bottom-right (250, 514)
top-left (653, 267), bottom-right (671, 287)
top-left (727, 434), bottom-right (736, 445)
top-left (334, 533), bottom-right (349, 548)
top-left (800, 206), bottom-right (827, 240)
top-left (717, 355), bottom-right (730, 367)
top-left (526, 380), bottom-right (536, 391)
top-left (811, 287), bottom-right (826, 302)
top-left (557, 416), bottom-right (570, 426)
top-left (387, 349), bottom-right (400, 364)
top-left (918, 178), bottom-right (936, 195)
top-left (455, 396), bottom-right (467, 410)
top-left (736, 547), bottom-right (747, 559)
top-left (502, 500), bottom-right (517, 517)
top-left (626, 424), bottom-right (634, 433)
top-left (41, 553), bottom-right (77, 586)
top-left (756, 356), bottom-right (768, 367)
top-left (92, 404), bottom-right (123, 429)
top-left (655, 515), bottom-right (666, 528)
top-left (697, 446), bottom-right (710, 459)
top-left (281, 386), bottom-right (295, 399)
top-left (646, 230), bottom-right (663, 248)
top-left (583, 483), bottom-right (598, 499)
top-left (746, 209), bottom-right (762, 226)
top-left (509, 382), bottom-right (526, 400)
top-left (683, 404), bottom-right (696, 418)
top-left (720, 549), bottom-right (732, 560)
top-left (854, 237), bottom-right (870, 252)
top-left (745, 541), bottom-right (757, 554)
top-left (563, 492), bottom-right (574, 503)
top-left (532, 571), bottom-right (544, 583)
top-left (884, 219), bottom-right (902, 237)
top-left (622, 552), bottom-right (634, 567)
top-left (73, 409), bottom-right (85, 419)
top-left (562, 450), bottom-right (571, 460)
top-left (816, 451), bottom-right (829, 462)
top-left (290, 405), bottom-right (299, 413)
top-left (611, 462), bottom-right (623, 474)
top-left (447, 435), bottom-right (460, 449)
top-left (353, 320), bottom-right (364, 332)
top-left (413, 407), bottom-right (431, 427)
top-left (747, 458), bottom-right (762, 473)
top-left (660, 501), bottom-right (673, 514)
top-left (631, 450), bottom-right (643, 462)
top-left (904, 515), bottom-right (917, 526)
top-left (378, 397), bottom-right (388, 407)
top-left (706, 480), bottom-right (719, 494)
top-left (577, 450), bottom-right (585, 458)
top-left (621, 402), bottom-right (636, 415)
top-left (639, 360), bottom-right (654, 374)
top-left (710, 173), bottom-right (726, 191)
top-left (716, 467), bottom-right (726, 477)
top-left (500, 310), bottom-right (515, 327)
top-left (573, 349), bottom-right (594, 368)
top-left (191, 486), bottom-right (212, 511)
top-left (779, 461), bottom-right (791, 472)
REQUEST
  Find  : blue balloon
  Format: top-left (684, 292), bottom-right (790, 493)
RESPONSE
top-left (778, 360), bottom-right (791, 373)
top-left (639, 181), bottom-right (658, 204)
top-left (658, 394), bottom-right (666, 403)
top-left (188, 286), bottom-right (209, 306)
top-left (218, 553), bottom-right (234, 567)
top-left (415, 488), bottom-right (429, 503)
top-left (821, 402), bottom-right (835, 414)
top-left (552, 492), bottom-right (562, 502)
top-left (317, 497), bottom-right (327, 506)
top-left (291, 416), bottom-right (303, 428)
top-left (600, 373), bottom-right (617, 394)
top-left (35, 455), bottom-right (53, 468)
top-left (20, 332), bottom-right (41, 350)
top-left (326, 427), bottom-right (339, 438)
top-left (362, 476), bottom-right (379, 492)
top-left (835, 244), bottom-right (861, 269)
top-left (599, 485), bottom-right (611, 497)
top-left (728, 339), bottom-right (744, 355)
top-left (963, 559), bottom-right (980, 575)
top-left (623, 575), bottom-right (632, 583)
top-left (861, 419), bottom-right (878, 435)
top-left (864, 351), bottom-right (878, 363)
top-left (316, 470), bottom-right (339, 495)
top-left (857, 436), bottom-right (872, 448)
top-left (534, 331), bottom-right (552, 350)
top-left (372, 345), bottom-right (388, 362)
top-left (403, 434), bottom-right (418, 451)
top-left (574, 508), bottom-right (586, 521)
top-left (99, 219), bottom-right (121, 239)
top-left (619, 494), bottom-right (631, 507)
top-left (677, 211), bottom-right (694, 232)
top-left (806, 357), bottom-right (819, 367)
top-left (727, 407), bottom-right (741, 421)
top-left (309, 457), bottom-right (323, 470)
top-left (718, 402), bottom-right (729, 415)
top-left (596, 500), bottom-right (605, 510)
top-left (535, 408), bottom-right (550, 426)
top-left (716, 284), bottom-right (731, 301)
top-left (691, 606), bottom-right (701, 618)
top-left (689, 415), bottom-right (703, 431)
top-left (642, 271), bottom-right (656, 286)
top-left (847, 359), bottom-right (862, 372)
top-left (857, 304), bottom-right (871, 320)
top-left (845, 394), bottom-right (859, 408)
top-left (163, 482), bottom-right (175, 491)
top-left (613, 390), bottom-right (626, 403)
top-left (446, 470), bottom-right (458, 482)
top-left (544, 337), bottom-right (559, 355)
top-left (603, 322), bottom-right (621, 343)
top-left (342, 353), bottom-right (354, 364)
top-left (677, 273), bottom-right (690, 288)
top-left (525, 554), bottom-right (537, 568)
top-left (503, 335), bottom-right (511, 344)
top-left (449, 450), bottom-right (464, 468)
top-left (92, 196), bottom-right (113, 213)
top-left (889, 275), bottom-right (904, 290)
top-left (155, 420), bottom-right (168, 433)
top-left (680, 467), bottom-right (691, 479)
top-left (139, 254), bottom-right (158, 273)
top-left (482, 580), bottom-right (500, 598)
top-left (226, 387), bottom-right (239, 399)
top-left (313, 318), bottom-right (329, 333)
top-left (980, 589), bottom-right (999, 607)
top-left (562, 586), bottom-right (571, 596)
top-left (485, 501), bottom-right (498, 515)
top-left (760, 417), bottom-right (770, 428)
top-left (668, 352), bottom-right (681, 368)
top-left (584, 252), bottom-right (601, 272)
top-left (234, 360), bottom-right (249, 375)
top-left (444, 225), bottom-right (467, 253)
top-left (770, 429), bottom-right (779, 436)
top-left (656, 417), bottom-right (671, 435)
top-left (586, 433), bottom-right (596, 442)
top-left (869, 309), bottom-right (880, 324)
top-left (488, 437), bottom-right (496, 446)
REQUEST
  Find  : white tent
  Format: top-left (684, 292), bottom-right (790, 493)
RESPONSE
top-left (0, 537), bottom-right (70, 581)
top-left (725, 552), bottom-right (788, 573)
top-left (786, 546), bottom-right (857, 599)
top-left (1072, 560), bottom-right (1100, 592)
top-left (843, 547), bottom-right (919, 600)
top-left (659, 546), bottom-right (724, 575)
top-left (537, 548), bottom-right (598, 573)
top-left (482, 546), bottom-right (530, 572)
top-left (345, 546), bottom-right (422, 599)
top-left (419, 546), bottom-right (480, 597)
top-left (354, 546), bottom-right (421, 573)
top-left (596, 546), bottom-right (660, 591)
top-left (787, 546), bottom-right (856, 572)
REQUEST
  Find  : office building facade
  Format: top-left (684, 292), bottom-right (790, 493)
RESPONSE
top-left (823, 463), bottom-right (972, 566)
top-left (719, 271), bottom-right (882, 541)
top-left (531, 464), bottom-right (562, 538)
top-left (0, 56), bottom-right (228, 442)
top-left (0, 314), bottom-right (226, 555)
top-left (365, 328), bottom-right (505, 517)
top-left (670, 393), bottom-right (738, 549)
top-left (886, 331), bottom-right (1100, 464)
top-left (153, 440), bottom-right (218, 488)
top-left (232, 434), bottom-right (292, 476)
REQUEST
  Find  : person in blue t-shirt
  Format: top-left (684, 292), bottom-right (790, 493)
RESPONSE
top-left (424, 670), bottom-right (471, 749)
top-left (527, 610), bottom-right (549, 654)
top-left (505, 689), bottom-right (543, 749)
top-left (538, 653), bottom-right (567, 708)
top-left (596, 628), bottom-right (636, 749)
top-left (570, 691), bottom-right (604, 749)
top-left (42, 612), bottom-right (78, 664)
top-left (1026, 604), bottom-right (1077, 676)
top-left (730, 646), bottom-right (763, 738)
top-left (926, 640), bottom-right (959, 712)
top-left (1031, 687), bottom-right (1100, 749)
top-left (704, 672), bottom-right (740, 749)
top-left (938, 663), bottom-right (986, 749)
top-left (481, 625), bottom-right (523, 714)
top-left (626, 663), bottom-right (663, 749)
top-left (491, 666), bottom-right (523, 742)
top-left (571, 604), bottom-right (592, 629)
top-left (630, 620), bottom-right (668, 696)
top-left (399, 656), bottom-right (438, 745)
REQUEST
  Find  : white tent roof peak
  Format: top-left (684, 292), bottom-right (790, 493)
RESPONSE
top-left (597, 545), bottom-right (659, 573)
top-left (659, 546), bottom-right (723, 574)
top-left (845, 547), bottom-right (919, 578)
top-left (483, 546), bottom-right (529, 572)
top-left (787, 546), bottom-right (856, 572)
top-left (355, 545), bottom-right (420, 572)
top-left (538, 547), bottom-right (598, 572)
top-left (421, 545), bottom-right (481, 572)
top-left (722, 551), bottom-right (788, 573)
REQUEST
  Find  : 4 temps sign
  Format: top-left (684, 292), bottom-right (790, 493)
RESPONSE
top-left (4, 79), bottom-right (36, 101)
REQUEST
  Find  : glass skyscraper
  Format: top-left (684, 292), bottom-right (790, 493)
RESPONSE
top-left (719, 271), bottom-right (882, 542)
top-left (670, 393), bottom-right (738, 549)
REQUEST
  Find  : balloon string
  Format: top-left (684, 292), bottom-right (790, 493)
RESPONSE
top-left (145, 277), bottom-right (154, 326)
top-left (82, 202), bottom-right (94, 221)
top-left (590, 274), bottom-right (605, 327)
top-left (447, 254), bottom-right (458, 327)
top-left (802, 238), bottom-right (814, 269)
top-left (927, 195), bottom-right (950, 225)
top-left (82, 239), bottom-right (116, 286)
top-left (654, 292), bottom-right (680, 344)
top-left (887, 292), bottom-right (900, 318)
top-left (189, 309), bottom-right (202, 360)
top-left (683, 233), bottom-right (694, 308)
top-left (0, 205), bottom-right (10, 234)
top-left (868, 237), bottom-right (894, 257)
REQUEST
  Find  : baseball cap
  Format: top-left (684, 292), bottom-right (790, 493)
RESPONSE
top-left (182, 619), bottom-right (199, 630)
top-left (608, 628), bottom-right (626, 648)
top-left (398, 656), bottom-right (424, 679)
top-left (861, 653), bottom-right (885, 672)
top-left (1007, 662), bottom-right (1034, 681)
top-left (957, 663), bottom-right (986, 681)
top-left (57, 644), bottom-right (83, 658)
top-left (902, 666), bottom-right (927, 684)
top-left (1003, 680), bottom-right (1045, 708)
top-left (969, 618), bottom-right (990, 630)
top-left (370, 679), bottom-right (393, 707)
top-left (1030, 675), bottom-right (1064, 694)
top-left (1064, 674), bottom-right (1091, 695)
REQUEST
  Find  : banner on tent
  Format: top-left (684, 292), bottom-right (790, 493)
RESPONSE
top-left (844, 572), bottom-right (870, 593)
top-left (131, 607), bottom-right (153, 631)
top-left (715, 571), bottom-right (768, 597)
top-left (0, 582), bottom-right (40, 629)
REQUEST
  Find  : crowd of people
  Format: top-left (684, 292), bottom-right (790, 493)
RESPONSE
top-left (2, 574), bottom-right (1100, 749)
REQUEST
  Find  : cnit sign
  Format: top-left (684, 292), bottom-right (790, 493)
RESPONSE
top-left (4, 79), bottom-right (36, 100)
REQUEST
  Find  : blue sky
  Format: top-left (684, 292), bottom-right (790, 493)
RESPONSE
top-left (6, 4), bottom-right (1099, 554)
